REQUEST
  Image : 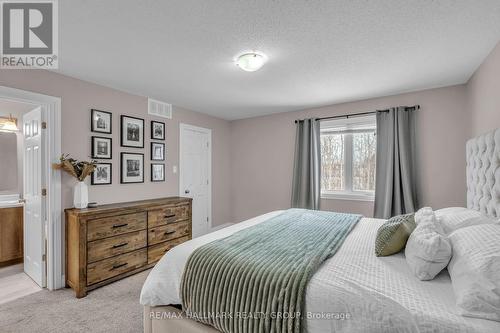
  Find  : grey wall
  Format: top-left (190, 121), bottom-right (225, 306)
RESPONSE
top-left (0, 100), bottom-right (34, 195)
top-left (230, 85), bottom-right (469, 221)
top-left (467, 41), bottom-right (500, 136)
top-left (0, 132), bottom-right (18, 194)
top-left (0, 69), bottom-right (233, 226)
top-left (0, 39), bottom-right (498, 225)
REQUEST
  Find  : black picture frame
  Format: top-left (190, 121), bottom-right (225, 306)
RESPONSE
top-left (91, 109), bottom-right (112, 134)
top-left (151, 121), bottom-right (165, 140)
top-left (91, 163), bottom-right (112, 185)
top-left (151, 142), bottom-right (165, 161)
top-left (91, 136), bottom-right (112, 159)
top-left (120, 115), bottom-right (144, 148)
top-left (120, 152), bottom-right (144, 184)
top-left (151, 163), bottom-right (165, 182)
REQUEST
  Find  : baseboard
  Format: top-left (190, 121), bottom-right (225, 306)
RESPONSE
top-left (210, 223), bottom-right (234, 232)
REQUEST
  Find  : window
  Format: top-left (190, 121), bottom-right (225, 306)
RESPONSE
top-left (320, 115), bottom-right (376, 201)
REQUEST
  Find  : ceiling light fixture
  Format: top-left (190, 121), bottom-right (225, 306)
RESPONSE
top-left (0, 114), bottom-right (18, 132)
top-left (235, 52), bottom-right (267, 72)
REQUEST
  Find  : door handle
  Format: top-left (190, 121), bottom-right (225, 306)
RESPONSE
top-left (164, 230), bottom-right (176, 235)
top-left (184, 190), bottom-right (190, 194)
top-left (112, 242), bottom-right (128, 249)
top-left (110, 262), bottom-right (128, 271)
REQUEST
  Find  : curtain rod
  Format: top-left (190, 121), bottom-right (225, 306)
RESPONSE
top-left (294, 105), bottom-right (420, 123)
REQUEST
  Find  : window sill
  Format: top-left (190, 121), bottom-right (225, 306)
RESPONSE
top-left (321, 192), bottom-right (375, 202)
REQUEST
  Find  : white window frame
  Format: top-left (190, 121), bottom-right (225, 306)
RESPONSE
top-left (320, 115), bottom-right (376, 202)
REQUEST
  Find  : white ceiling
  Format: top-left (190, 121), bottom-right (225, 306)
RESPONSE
top-left (0, 99), bottom-right (37, 119)
top-left (57, 0), bottom-right (500, 120)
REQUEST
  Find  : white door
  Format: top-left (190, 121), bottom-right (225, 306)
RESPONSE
top-left (180, 124), bottom-right (211, 237)
top-left (23, 107), bottom-right (46, 287)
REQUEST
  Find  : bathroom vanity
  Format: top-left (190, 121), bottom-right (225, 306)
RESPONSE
top-left (0, 201), bottom-right (23, 267)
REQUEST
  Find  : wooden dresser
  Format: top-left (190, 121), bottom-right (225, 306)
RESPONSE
top-left (65, 197), bottom-right (192, 298)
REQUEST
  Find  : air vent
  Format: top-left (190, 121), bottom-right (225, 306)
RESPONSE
top-left (148, 98), bottom-right (172, 119)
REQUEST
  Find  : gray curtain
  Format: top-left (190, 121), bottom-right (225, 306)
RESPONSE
top-left (374, 107), bottom-right (419, 219)
top-left (291, 118), bottom-right (321, 210)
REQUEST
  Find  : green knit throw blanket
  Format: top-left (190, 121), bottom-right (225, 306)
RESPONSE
top-left (181, 209), bottom-right (362, 333)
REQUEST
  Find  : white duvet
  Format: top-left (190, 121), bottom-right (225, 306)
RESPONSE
top-left (140, 211), bottom-right (500, 333)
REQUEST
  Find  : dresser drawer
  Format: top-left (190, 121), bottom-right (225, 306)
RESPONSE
top-left (148, 236), bottom-right (190, 264)
top-left (148, 220), bottom-right (190, 245)
top-left (87, 248), bottom-right (147, 285)
top-left (148, 204), bottom-right (190, 228)
top-left (87, 230), bottom-right (147, 263)
top-left (87, 212), bottom-right (147, 241)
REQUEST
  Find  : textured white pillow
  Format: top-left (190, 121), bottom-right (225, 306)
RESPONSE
top-left (415, 207), bottom-right (445, 234)
top-left (405, 209), bottom-right (452, 280)
top-left (448, 224), bottom-right (500, 321)
top-left (434, 207), bottom-right (484, 235)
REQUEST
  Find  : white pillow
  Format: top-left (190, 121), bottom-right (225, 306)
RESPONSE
top-left (448, 224), bottom-right (500, 321)
top-left (435, 207), bottom-right (496, 235)
top-left (414, 207), bottom-right (445, 234)
top-left (405, 209), bottom-right (452, 280)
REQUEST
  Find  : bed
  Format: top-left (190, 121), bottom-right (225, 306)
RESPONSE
top-left (140, 128), bottom-right (500, 333)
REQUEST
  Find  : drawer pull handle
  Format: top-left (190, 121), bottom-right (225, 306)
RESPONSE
top-left (164, 230), bottom-right (176, 235)
top-left (110, 263), bottom-right (128, 270)
top-left (112, 223), bottom-right (128, 229)
top-left (164, 214), bottom-right (176, 219)
top-left (112, 242), bottom-right (128, 249)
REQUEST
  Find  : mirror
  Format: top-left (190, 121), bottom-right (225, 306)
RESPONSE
top-left (0, 131), bottom-right (19, 193)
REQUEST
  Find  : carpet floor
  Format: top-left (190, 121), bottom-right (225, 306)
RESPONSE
top-left (0, 270), bottom-right (150, 333)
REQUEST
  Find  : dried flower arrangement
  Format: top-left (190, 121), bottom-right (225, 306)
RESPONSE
top-left (53, 154), bottom-right (97, 181)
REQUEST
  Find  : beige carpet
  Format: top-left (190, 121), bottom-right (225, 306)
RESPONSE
top-left (0, 270), bottom-right (150, 333)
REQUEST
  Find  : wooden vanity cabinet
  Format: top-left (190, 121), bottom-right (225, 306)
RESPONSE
top-left (0, 206), bottom-right (24, 267)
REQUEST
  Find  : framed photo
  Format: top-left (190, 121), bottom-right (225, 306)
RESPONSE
top-left (91, 163), bottom-right (112, 185)
top-left (151, 142), bottom-right (165, 161)
top-left (91, 109), bottom-right (112, 134)
top-left (151, 163), bottom-right (165, 182)
top-left (151, 121), bottom-right (165, 140)
top-left (121, 115), bottom-right (144, 148)
top-left (91, 136), bottom-right (112, 159)
top-left (120, 153), bottom-right (144, 183)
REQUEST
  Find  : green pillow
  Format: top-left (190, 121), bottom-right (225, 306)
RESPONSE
top-left (375, 213), bottom-right (416, 257)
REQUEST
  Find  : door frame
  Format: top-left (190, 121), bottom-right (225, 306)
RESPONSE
top-left (179, 123), bottom-right (212, 233)
top-left (0, 85), bottom-right (62, 290)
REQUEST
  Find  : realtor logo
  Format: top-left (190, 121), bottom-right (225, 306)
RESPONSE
top-left (1, 0), bottom-right (58, 68)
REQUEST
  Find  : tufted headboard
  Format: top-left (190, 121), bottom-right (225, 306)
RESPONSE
top-left (466, 128), bottom-right (500, 218)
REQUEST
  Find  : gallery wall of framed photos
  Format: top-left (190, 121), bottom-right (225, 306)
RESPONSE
top-left (90, 108), bottom-right (167, 187)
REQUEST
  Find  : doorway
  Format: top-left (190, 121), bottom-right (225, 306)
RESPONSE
top-left (179, 123), bottom-right (212, 237)
top-left (0, 86), bottom-right (62, 292)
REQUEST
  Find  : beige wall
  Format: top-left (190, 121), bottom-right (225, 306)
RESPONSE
top-left (467, 41), bottom-right (500, 136)
top-left (230, 85), bottom-right (469, 221)
top-left (0, 70), bottom-right (232, 226)
top-left (1, 39), bottom-right (498, 225)
top-left (0, 132), bottom-right (18, 194)
top-left (0, 99), bottom-right (35, 195)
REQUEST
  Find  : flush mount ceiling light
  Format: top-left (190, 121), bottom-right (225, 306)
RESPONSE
top-left (235, 52), bottom-right (267, 72)
top-left (0, 114), bottom-right (18, 132)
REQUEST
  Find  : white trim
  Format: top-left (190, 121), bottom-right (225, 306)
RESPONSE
top-left (321, 191), bottom-right (375, 202)
top-left (210, 223), bottom-right (234, 232)
top-left (0, 86), bottom-right (62, 290)
top-left (179, 123), bottom-right (212, 234)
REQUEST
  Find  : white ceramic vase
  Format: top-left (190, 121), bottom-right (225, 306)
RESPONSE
top-left (73, 181), bottom-right (88, 209)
